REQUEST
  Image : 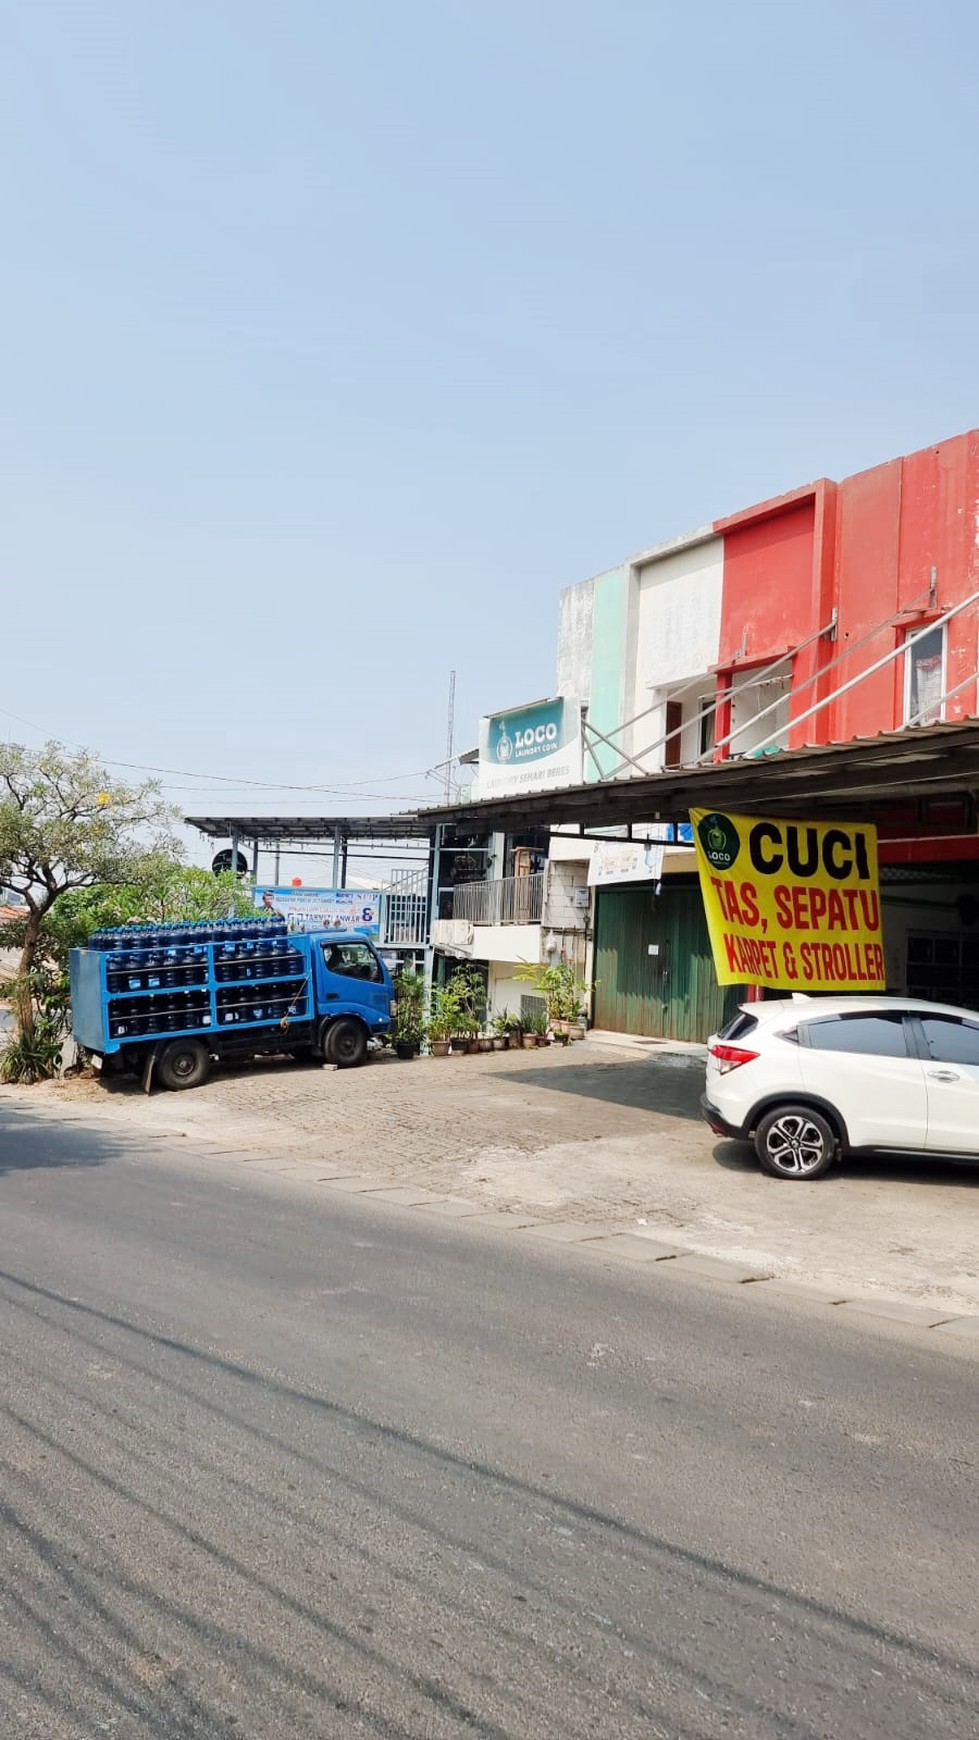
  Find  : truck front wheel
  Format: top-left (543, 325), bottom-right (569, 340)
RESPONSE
top-left (157, 1039), bottom-right (211, 1091)
top-left (324, 1019), bottom-right (368, 1069)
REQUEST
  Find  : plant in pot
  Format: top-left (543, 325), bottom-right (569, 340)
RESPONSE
top-left (490, 1011), bottom-right (510, 1051)
top-left (519, 960), bottom-right (585, 1036)
top-left (428, 981), bottom-right (460, 1057)
top-left (523, 1007), bottom-right (549, 1046)
top-left (393, 968), bottom-right (426, 1060)
top-left (451, 964), bottom-right (486, 1054)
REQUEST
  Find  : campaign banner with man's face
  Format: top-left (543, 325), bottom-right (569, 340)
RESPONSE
top-left (254, 887), bottom-right (381, 936)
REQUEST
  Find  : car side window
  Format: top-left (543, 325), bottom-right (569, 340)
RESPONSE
top-left (802, 1013), bottom-right (909, 1058)
top-left (322, 942), bottom-right (383, 983)
top-left (918, 1016), bottom-right (979, 1067)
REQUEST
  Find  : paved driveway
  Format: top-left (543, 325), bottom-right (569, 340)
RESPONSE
top-left (9, 1035), bottom-right (978, 1315)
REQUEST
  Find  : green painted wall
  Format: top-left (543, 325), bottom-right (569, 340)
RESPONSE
top-left (586, 564), bottom-right (629, 779)
top-left (593, 881), bottom-right (743, 1042)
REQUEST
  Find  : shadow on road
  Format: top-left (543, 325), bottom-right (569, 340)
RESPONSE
top-left (0, 1099), bottom-right (118, 1178)
top-left (712, 1136), bottom-right (979, 1187)
top-left (0, 1262), bottom-right (974, 1740)
top-left (503, 1056), bottom-right (704, 1120)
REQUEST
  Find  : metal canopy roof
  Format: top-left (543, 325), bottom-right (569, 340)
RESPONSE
top-left (418, 719), bottom-right (979, 831)
top-left (185, 813), bottom-right (432, 845)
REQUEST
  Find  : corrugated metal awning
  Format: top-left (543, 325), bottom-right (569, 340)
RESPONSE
top-left (418, 719), bottom-right (979, 832)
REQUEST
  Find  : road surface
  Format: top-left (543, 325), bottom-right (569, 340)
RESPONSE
top-left (0, 1099), bottom-right (976, 1738)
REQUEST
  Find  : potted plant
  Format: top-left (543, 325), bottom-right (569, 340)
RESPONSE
top-left (429, 981), bottom-right (460, 1057)
top-left (449, 964), bottom-right (485, 1054)
top-left (490, 1011), bottom-right (510, 1050)
top-left (524, 1008), bottom-right (549, 1046)
top-left (393, 968), bottom-right (426, 1060)
top-left (518, 961), bottom-right (588, 1039)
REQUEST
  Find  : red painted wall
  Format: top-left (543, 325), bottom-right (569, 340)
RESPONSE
top-left (716, 495), bottom-right (816, 668)
top-left (714, 430), bottom-right (979, 752)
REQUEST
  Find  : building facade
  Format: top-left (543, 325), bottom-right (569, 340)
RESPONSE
top-left (556, 428), bottom-right (979, 1035)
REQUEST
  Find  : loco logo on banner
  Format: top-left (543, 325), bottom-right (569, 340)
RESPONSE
top-left (690, 809), bottom-right (885, 991)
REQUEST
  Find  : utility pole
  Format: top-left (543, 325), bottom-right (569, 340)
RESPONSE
top-left (444, 669), bottom-right (456, 802)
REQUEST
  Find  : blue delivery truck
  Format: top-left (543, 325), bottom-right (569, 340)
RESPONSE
top-left (70, 917), bottom-right (395, 1090)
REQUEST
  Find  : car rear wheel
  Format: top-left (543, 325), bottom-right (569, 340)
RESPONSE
top-left (754, 1106), bottom-right (836, 1180)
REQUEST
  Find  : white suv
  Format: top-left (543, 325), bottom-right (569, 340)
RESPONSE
top-left (702, 995), bottom-right (979, 1179)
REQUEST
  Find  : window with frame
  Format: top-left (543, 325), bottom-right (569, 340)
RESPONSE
top-left (905, 624), bottom-right (945, 726)
top-left (802, 1013), bottom-right (909, 1057)
top-left (906, 931), bottom-right (979, 1007)
top-left (322, 941), bottom-right (383, 983)
top-left (698, 698), bottom-right (716, 761)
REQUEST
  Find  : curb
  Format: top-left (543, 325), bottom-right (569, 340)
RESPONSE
top-left (261, 1164), bottom-right (979, 1343)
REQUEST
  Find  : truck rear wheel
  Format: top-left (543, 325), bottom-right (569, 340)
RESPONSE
top-left (324, 1019), bottom-right (368, 1069)
top-left (157, 1039), bottom-right (211, 1091)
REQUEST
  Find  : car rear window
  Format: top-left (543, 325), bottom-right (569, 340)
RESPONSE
top-left (801, 1013), bottom-right (908, 1058)
top-left (717, 1012), bottom-right (759, 1043)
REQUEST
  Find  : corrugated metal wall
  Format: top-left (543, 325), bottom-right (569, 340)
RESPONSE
top-left (593, 881), bottom-right (742, 1041)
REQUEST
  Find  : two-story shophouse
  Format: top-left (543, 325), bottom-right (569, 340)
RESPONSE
top-left (558, 426), bottom-right (979, 1038)
top-left (435, 427), bottom-right (979, 1040)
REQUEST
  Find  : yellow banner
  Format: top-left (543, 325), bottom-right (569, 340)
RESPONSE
top-left (691, 809), bottom-right (885, 992)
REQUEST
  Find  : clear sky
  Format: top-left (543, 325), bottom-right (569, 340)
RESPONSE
top-left (3, 0), bottom-right (979, 873)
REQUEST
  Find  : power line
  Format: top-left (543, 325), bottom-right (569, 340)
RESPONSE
top-left (0, 703), bottom-right (456, 805)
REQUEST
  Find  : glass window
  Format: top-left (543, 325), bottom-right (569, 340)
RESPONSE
top-left (905, 625), bottom-right (945, 726)
top-left (918, 1016), bottom-right (979, 1067)
top-left (698, 700), bottom-right (716, 761)
top-left (718, 1012), bottom-right (758, 1043)
top-left (322, 941), bottom-right (383, 983)
top-left (803, 1013), bottom-right (909, 1058)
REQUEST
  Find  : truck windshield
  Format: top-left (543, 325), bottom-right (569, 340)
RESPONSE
top-left (322, 941), bottom-right (383, 983)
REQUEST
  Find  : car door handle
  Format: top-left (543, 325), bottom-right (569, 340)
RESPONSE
top-left (927, 1069), bottom-right (960, 1081)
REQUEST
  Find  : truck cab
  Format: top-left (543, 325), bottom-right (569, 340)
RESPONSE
top-left (309, 931), bottom-right (394, 1064)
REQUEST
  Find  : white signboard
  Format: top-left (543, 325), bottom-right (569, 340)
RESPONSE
top-left (254, 886), bottom-right (381, 936)
top-left (588, 833), bottom-right (667, 888)
top-left (478, 696), bottom-right (582, 798)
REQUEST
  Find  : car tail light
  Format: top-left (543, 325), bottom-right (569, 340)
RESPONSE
top-left (709, 1043), bottom-right (759, 1074)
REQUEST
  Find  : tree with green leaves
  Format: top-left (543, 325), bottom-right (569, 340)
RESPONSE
top-left (0, 742), bottom-right (178, 1062)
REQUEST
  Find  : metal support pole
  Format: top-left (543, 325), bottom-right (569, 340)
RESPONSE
top-left (251, 837), bottom-right (259, 881)
top-left (332, 825), bottom-right (342, 889)
top-left (273, 847), bottom-right (280, 885)
top-left (341, 839), bottom-right (348, 888)
top-left (423, 825), bottom-right (443, 1020)
top-left (229, 828), bottom-right (240, 915)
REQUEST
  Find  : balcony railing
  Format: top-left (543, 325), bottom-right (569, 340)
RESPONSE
top-left (452, 871), bottom-right (545, 928)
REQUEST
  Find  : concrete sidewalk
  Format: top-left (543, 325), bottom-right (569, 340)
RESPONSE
top-left (5, 1032), bottom-right (978, 1318)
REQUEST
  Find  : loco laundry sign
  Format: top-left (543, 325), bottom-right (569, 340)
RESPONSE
top-left (478, 697), bottom-right (582, 797)
top-left (253, 887), bottom-right (381, 936)
top-left (690, 810), bottom-right (885, 991)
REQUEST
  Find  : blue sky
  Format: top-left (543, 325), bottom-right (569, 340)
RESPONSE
top-left (3, 1), bottom-right (979, 871)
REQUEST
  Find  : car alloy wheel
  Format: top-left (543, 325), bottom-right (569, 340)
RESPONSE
top-left (754, 1106), bottom-right (836, 1180)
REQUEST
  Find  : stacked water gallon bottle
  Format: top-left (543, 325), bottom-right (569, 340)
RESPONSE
top-left (87, 919), bottom-right (309, 1041)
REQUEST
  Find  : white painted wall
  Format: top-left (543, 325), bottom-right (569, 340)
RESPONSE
top-left (557, 578), bottom-right (594, 704)
top-left (465, 923), bottom-right (542, 966)
top-left (487, 966), bottom-right (544, 1022)
top-left (629, 537), bottom-right (723, 765)
top-left (547, 832), bottom-right (593, 864)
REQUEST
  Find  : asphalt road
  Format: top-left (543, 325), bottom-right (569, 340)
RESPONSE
top-left (0, 1101), bottom-right (976, 1739)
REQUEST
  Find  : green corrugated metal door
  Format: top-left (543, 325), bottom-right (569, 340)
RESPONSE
top-left (593, 881), bottom-right (742, 1042)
